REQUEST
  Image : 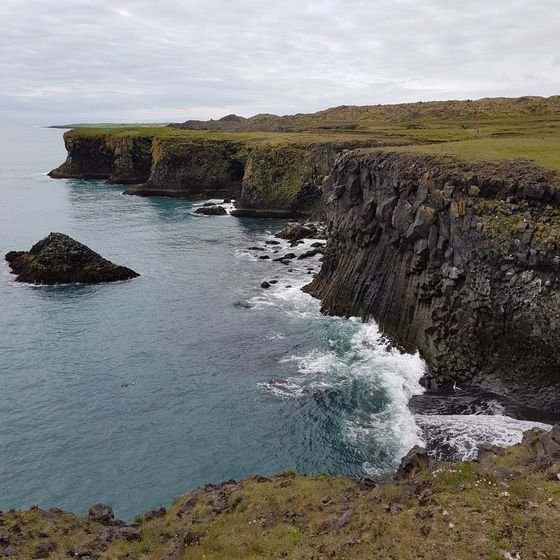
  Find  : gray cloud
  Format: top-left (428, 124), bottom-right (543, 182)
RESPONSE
top-left (1, 0), bottom-right (559, 123)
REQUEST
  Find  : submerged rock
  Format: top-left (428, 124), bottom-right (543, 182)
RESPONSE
top-left (195, 205), bottom-right (227, 215)
top-left (5, 233), bottom-right (139, 285)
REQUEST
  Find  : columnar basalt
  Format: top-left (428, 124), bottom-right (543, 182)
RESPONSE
top-left (305, 151), bottom-right (560, 410)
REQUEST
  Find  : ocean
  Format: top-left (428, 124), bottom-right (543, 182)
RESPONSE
top-left (0, 125), bottom-right (550, 520)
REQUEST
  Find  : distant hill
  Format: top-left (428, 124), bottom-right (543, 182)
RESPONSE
top-left (171, 96), bottom-right (560, 133)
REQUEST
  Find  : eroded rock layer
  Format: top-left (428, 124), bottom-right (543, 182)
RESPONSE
top-left (305, 151), bottom-right (560, 410)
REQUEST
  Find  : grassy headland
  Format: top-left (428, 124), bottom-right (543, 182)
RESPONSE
top-left (66, 96), bottom-right (560, 172)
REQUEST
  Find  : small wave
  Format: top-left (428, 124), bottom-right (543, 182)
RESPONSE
top-left (416, 413), bottom-right (550, 462)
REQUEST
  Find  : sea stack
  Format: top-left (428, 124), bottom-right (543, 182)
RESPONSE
top-left (5, 233), bottom-right (139, 285)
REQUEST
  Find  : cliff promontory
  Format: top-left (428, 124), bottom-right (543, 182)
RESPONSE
top-left (305, 151), bottom-right (560, 410)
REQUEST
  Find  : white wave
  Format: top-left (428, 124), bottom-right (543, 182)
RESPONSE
top-left (242, 230), bottom-right (550, 472)
top-left (416, 413), bottom-right (550, 461)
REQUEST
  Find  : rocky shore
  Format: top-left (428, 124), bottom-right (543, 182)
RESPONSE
top-left (2, 425), bottom-right (559, 559)
top-left (5, 233), bottom-right (139, 284)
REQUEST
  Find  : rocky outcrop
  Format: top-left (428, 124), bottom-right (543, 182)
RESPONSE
top-left (305, 151), bottom-right (560, 410)
top-left (195, 205), bottom-right (227, 215)
top-left (5, 233), bottom-right (139, 284)
top-left (125, 138), bottom-right (246, 199)
top-left (48, 133), bottom-right (152, 184)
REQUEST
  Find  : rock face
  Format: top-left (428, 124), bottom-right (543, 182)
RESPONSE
top-left (305, 151), bottom-right (560, 411)
top-left (5, 233), bottom-right (139, 285)
top-left (125, 138), bottom-right (246, 200)
top-left (48, 133), bottom-right (153, 184)
top-left (49, 131), bottom-right (378, 217)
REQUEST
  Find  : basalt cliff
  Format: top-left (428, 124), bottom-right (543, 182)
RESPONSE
top-left (49, 131), bottom-right (378, 216)
top-left (305, 151), bottom-right (560, 411)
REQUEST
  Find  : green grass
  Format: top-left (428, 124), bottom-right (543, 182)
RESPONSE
top-left (67, 99), bottom-right (560, 173)
top-left (387, 136), bottom-right (560, 172)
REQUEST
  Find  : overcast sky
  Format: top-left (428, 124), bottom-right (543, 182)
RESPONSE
top-left (1, 0), bottom-right (559, 124)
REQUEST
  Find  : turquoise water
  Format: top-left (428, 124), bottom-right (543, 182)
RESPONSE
top-left (0, 126), bottom-right (548, 521)
top-left (0, 125), bottom-right (427, 519)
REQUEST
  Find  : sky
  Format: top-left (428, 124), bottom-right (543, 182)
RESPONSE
top-left (1, 0), bottom-right (559, 124)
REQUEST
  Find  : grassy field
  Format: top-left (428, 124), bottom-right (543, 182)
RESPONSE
top-left (68, 96), bottom-right (560, 171)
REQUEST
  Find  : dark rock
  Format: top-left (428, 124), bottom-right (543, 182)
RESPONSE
top-left (269, 280), bottom-right (278, 284)
top-left (261, 281), bottom-right (271, 289)
top-left (521, 427), bottom-right (546, 450)
top-left (233, 300), bottom-right (253, 309)
top-left (143, 507), bottom-right (166, 521)
top-left (276, 223), bottom-right (317, 242)
top-left (397, 446), bottom-right (430, 479)
top-left (311, 242), bottom-right (325, 248)
top-left (273, 253), bottom-right (296, 261)
top-left (5, 233), bottom-right (139, 285)
top-left (259, 255), bottom-right (270, 260)
top-left (176, 492), bottom-right (199, 518)
top-left (248, 246), bottom-right (265, 251)
top-left (211, 491), bottom-right (228, 513)
top-left (297, 248), bottom-right (323, 260)
top-left (194, 205), bottom-right (227, 216)
top-left (114, 525), bottom-right (141, 541)
top-left (265, 240), bottom-right (281, 245)
top-left (88, 504), bottom-right (114, 525)
top-left (478, 444), bottom-right (506, 462)
top-left (183, 531), bottom-right (204, 545)
top-left (537, 424), bottom-right (560, 460)
top-left (247, 475), bottom-right (270, 483)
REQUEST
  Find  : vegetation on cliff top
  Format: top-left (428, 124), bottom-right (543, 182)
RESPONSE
top-left (3, 432), bottom-right (560, 560)
top-left (67, 96), bottom-right (560, 173)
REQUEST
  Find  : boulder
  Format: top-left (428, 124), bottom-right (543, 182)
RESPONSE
top-left (5, 233), bottom-right (139, 285)
top-left (195, 205), bottom-right (227, 215)
top-left (88, 503), bottom-right (114, 525)
top-left (537, 424), bottom-right (560, 460)
top-left (143, 507), bottom-right (166, 522)
top-left (276, 223), bottom-right (317, 242)
top-left (396, 446), bottom-right (430, 479)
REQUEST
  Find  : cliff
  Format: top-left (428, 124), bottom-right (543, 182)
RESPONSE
top-left (49, 130), bottom-right (382, 215)
top-left (48, 133), bottom-right (153, 184)
top-left (2, 426), bottom-right (560, 559)
top-left (305, 151), bottom-right (560, 410)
